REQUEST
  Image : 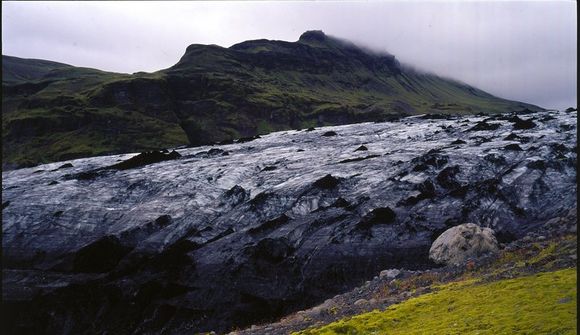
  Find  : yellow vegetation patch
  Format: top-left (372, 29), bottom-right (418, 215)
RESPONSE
top-left (295, 268), bottom-right (577, 335)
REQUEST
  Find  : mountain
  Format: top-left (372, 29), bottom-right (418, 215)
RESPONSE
top-left (2, 108), bottom-right (576, 334)
top-left (2, 55), bottom-right (73, 84)
top-left (2, 30), bottom-right (543, 168)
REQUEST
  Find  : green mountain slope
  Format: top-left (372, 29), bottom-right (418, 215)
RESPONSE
top-left (2, 31), bottom-right (542, 168)
top-left (2, 55), bottom-right (73, 84)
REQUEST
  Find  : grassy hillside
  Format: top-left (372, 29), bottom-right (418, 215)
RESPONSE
top-left (2, 31), bottom-right (543, 168)
top-left (2, 55), bottom-right (73, 84)
top-left (2, 62), bottom-right (188, 168)
top-left (295, 269), bottom-right (576, 335)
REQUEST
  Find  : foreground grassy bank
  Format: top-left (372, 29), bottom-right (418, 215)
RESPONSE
top-left (295, 268), bottom-right (577, 335)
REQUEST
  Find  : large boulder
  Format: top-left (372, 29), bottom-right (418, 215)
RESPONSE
top-left (429, 223), bottom-right (499, 266)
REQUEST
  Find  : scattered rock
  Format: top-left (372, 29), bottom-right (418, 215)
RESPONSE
top-left (436, 166), bottom-right (461, 189)
top-left (511, 116), bottom-right (537, 130)
top-left (209, 148), bottom-right (228, 156)
top-left (540, 115), bottom-right (557, 122)
top-left (354, 145), bottom-right (368, 151)
top-left (313, 174), bottom-right (340, 189)
top-left (331, 197), bottom-right (351, 208)
top-left (504, 144), bottom-right (523, 151)
top-left (467, 121), bottom-right (500, 132)
top-left (470, 136), bottom-right (493, 145)
top-left (354, 299), bottom-right (368, 306)
top-left (358, 207), bottom-right (396, 229)
top-left (195, 148), bottom-right (228, 158)
top-left (398, 179), bottom-right (437, 206)
top-left (418, 179), bottom-right (436, 197)
top-left (379, 269), bottom-right (401, 279)
top-left (504, 133), bottom-right (521, 141)
top-left (69, 170), bottom-right (104, 181)
top-left (339, 155), bottom-right (380, 163)
top-left (429, 223), bottom-right (499, 266)
top-left (249, 192), bottom-right (273, 209)
top-left (111, 150), bottom-right (181, 170)
top-left (155, 215), bottom-right (173, 227)
top-left (503, 133), bottom-right (530, 142)
top-left (224, 185), bottom-right (249, 205)
top-left (322, 131), bottom-right (338, 137)
top-left (237, 135), bottom-right (261, 143)
top-left (412, 153), bottom-right (448, 171)
top-left (56, 163), bottom-right (74, 170)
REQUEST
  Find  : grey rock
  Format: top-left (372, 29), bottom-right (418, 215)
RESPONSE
top-left (354, 299), bottom-right (368, 306)
top-left (429, 223), bottom-right (499, 266)
top-left (379, 269), bottom-right (401, 279)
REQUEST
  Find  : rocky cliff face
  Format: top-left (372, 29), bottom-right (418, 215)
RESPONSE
top-left (2, 31), bottom-right (542, 168)
top-left (2, 108), bottom-right (576, 334)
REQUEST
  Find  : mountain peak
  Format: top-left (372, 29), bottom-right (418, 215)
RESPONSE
top-left (298, 30), bottom-right (327, 43)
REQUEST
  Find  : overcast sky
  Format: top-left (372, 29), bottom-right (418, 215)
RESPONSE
top-left (2, 1), bottom-right (577, 110)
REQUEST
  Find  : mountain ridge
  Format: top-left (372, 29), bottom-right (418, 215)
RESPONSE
top-left (2, 30), bottom-right (543, 169)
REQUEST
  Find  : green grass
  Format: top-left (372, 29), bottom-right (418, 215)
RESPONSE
top-left (2, 55), bottom-right (73, 84)
top-left (295, 268), bottom-right (577, 335)
top-left (257, 120), bottom-right (275, 134)
top-left (2, 107), bottom-right (188, 166)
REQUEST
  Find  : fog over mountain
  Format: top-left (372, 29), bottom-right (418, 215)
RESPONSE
top-left (2, 1), bottom-right (576, 110)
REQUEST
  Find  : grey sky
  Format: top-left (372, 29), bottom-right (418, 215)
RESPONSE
top-left (2, 1), bottom-right (576, 110)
